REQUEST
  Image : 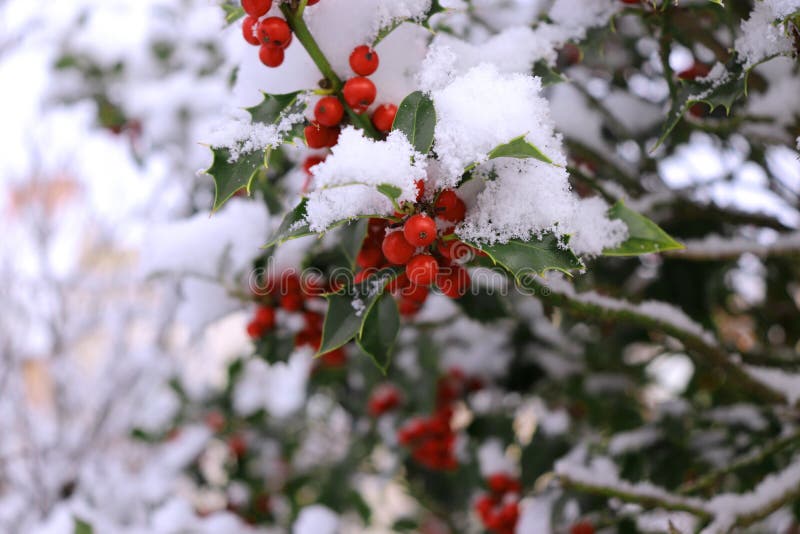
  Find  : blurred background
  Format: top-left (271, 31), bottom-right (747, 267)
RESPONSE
top-left (1, 0), bottom-right (799, 533)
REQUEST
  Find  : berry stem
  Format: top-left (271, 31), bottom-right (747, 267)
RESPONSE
top-left (279, 4), bottom-right (381, 139)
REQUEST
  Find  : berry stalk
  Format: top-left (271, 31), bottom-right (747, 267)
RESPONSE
top-left (279, 3), bottom-right (381, 139)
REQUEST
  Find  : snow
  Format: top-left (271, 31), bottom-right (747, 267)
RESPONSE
top-left (743, 366), bottom-right (800, 405)
top-left (305, 128), bottom-right (426, 231)
top-left (734, 0), bottom-right (800, 68)
top-left (293, 505), bottom-right (340, 534)
top-left (703, 456), bottom-right (800, 533)
top-left (608, 427), bottom-right (662, 456)
top-left (676, 232), bottom-right (800, 260)
top-left (233, 349), bottom-right (314, 418)
top-left (477, 439), bottom-right (518, 477)
top-left (545, 276), bottom-right (718, 346)
top-left (430, 64), bottom-right (565, 182)
top-left (705, 404), bottom-right (768, 432)
top-left (425, 65), bottom-right (626, 254)
top-left (548, 0), bottom-right (620, 38)
top-left (208, 105), bottom-right (307, 162)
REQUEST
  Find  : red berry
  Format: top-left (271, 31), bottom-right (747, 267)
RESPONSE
top-left (371, 103), bottom-right (397, 132)
top-left (246, 319), bottom-right (265, 339)
top-left (398, 297), bottom-right (422, 316)
top-left (320, 347), bottom-right (346, 367)
top-left (258, 17), bottom-right (291, 48)
top-left (242, 0), bottom-right (272, 17)
top-left (437, 239), bottom-right (471, 262)
top-left (349, 45), bottom-right (380, 76)
top-left (406, 254), bottom-right (438, 286)
top-left (570, 522), bottom-right (595, 534)
top-left (303, 311), bottom-right (323, 331)
top-left (259, 45), bottom-right (284, 67)
top-left (403, 214), bottom-right (437, 247)
top-left (314, 96), bottom-right (344, 127)
top-left (404, 283), bottom-right (429, 303)
top-left (302, 155), bottom-right (325, 175)
top-left (368, 384), bottom-right (401, 417)
top-left (343, 77), bottom-right (377, 113)
top-left (254, 306), bottom-right (276, 329)
top-left (204, 411), bottom-right (225, 433)
top-left (307, 0), bottom-right (320, 4)
top-left (678, 62), bottom-right (710, 80)
top-left (487, 473), bottom-right (521, 495)
top-left (353, 270), bottom-right (372, 284)
top-left (228, 434), bottom-right (247, 458)
top-left (415, 179), bottom-right (425, 201)
top-left (387, 272), bottom-right (410, 293)
top-left (280, 293), bottom-right (304, 312)
top-left (242, 16), bottom-right (261, 46)
top-left (434, 190), bottom-right (466, 222)
top-left (435, 264), bottom-right (470, 298)
top-left (382, 231), bottom-right (416, 265)
top-left (304, 122), bottom-right (338, 148)
top-left (357, 246), bottom-right (383, 269)
top-left (474, 495), bottom-right (496, 522)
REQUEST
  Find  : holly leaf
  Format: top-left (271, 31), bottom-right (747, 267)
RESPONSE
top-left (337, 219), bottom-right (369, 269)
top-left (206, 148), bottom-right (264, 212)
top-left (652, 64), bottom-right (746, 151)
top-left (533, 60), bottom-right (568, 87)
top-left (246, 91), bottom-right (304, 124)
top-left (317, 272), bottom-right (394, 356)
top-left (393, 91), bottom-right (436, 154)
top-left (74, 518), bottom-right (93, 534)
top-left (206, 91), bottom-right (306, 212)
top-left (357, 291), bottom-right (400, 374)
top-left (487, 135), bottom-right (554, 165)
top-left (455, 287), bottom-right (509, 322)
top-left (603, 201), bottom-right (683, 256)
top-left (222, 3), bottom-right (245, 24)
top-left (376, 183), bottom-right (403, 203)
top-left (468, 235), bottom-right (584, 279)
top-left (372, 0), bottom-right (446, 45)
top-left (265, 198), bottom-right (313, 247)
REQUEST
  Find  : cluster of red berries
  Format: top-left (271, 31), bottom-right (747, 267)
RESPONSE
top-left (304, 44), bottom-right (398, 152)
top-left (395, 368), bottom-right (479, 470)
top-left (353, 186), bottom-right (477, 316)
top-left (474, 473), bottom-right (522, 534)
top-left (240, 0), bottom-right (308, 67)
top-left (396, 410), bottom-right (457, 471)
top-left (247, 271), bottom-right (346, 368)
top-left (367, 383), bottom-right (402, 417)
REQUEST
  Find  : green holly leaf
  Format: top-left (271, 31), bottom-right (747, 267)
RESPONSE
top-left (221, 3), bottom-right (245, 24)
top-left (357, 290), bottom-right (400, 374)
top-left (455, 287), bottom-right (509, 322)
top-left (74, 518), bottom-right (93, 534)
top-left (317, 272), bottom-right (394, 356)
top-left (246, 91), bottom-right (304, 124)
top-left (393, 91), bottom-right (436, 154)
top-left (603, 201), bottom-right (683, 256)
top-left (652, 63), bottom-right (746, 151)
top-left (487, 135), bottom-right (554, 165)
top-left (533, 60), bottom-right (568, 87)
top-left (372, 0), bottom-right (446, 45)
top-left (265, 198), bottom-right (313, 247)
top-left (206, 148), bottom-right (264, 212)
top-left (468, 235), bottom-right (584, 280)
top-left (337, 218), bottom-right (369, 270)
top-left (206, 91), bottom-right (307, 211)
